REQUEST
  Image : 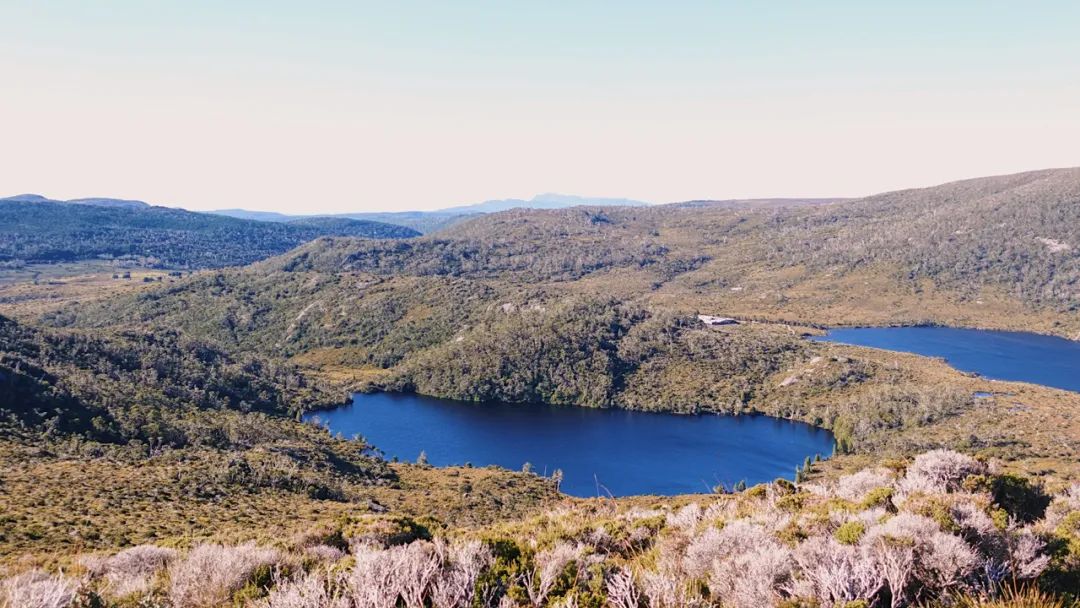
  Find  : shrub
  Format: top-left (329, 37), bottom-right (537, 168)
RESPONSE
top-left (774, 479), bottom-right (797, 495)
top-left (347, 540), bottom-right (467, 608)
top-left (346, 544), bottom-right (399, 608)
top-left (87, 544), bottom-right (177, 598)
top-left (665, 503), bottom-right (702, 530)
top-left (0, 570), bottom-right (77, 608)
top-left (777, 492), bottom-right (810, 512)
top-left (747, 484), bottom-right (769, 499)
top-left (303, 545), bottom-right (346, 564)
top-left (991, 475), bottom-right (1052, 524)
top-left (788, 539), bottom-right (884, 606)
top-left (431, 540), bottom-right (491, 608)
top-left (860, 487), bottom-right (896, 510)
top-left (522, 542), bottom-right (582, 607)
top-left (169, 543), bottom-right (281, 608)
top-left (605, 569), bottom-right (640, 608)
top-left (708, 539), bottom-right (792, 607)
top-left (835, 521), bottom-right (867, 545)
top-left (256, 571), bottom-right (346, 608)
top-left (900, 450), bottom-right (986, 495)
top-left (1003, 527), bottom-right (1051, 581)
top-left (836, 469), bottom-right (893, 502)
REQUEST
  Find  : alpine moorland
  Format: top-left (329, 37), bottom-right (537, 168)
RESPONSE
top-left (2, 169), bottom-right (1079, 607)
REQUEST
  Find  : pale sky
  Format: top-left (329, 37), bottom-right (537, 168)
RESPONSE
top-left (2, 1), bottom-right (1079, 213)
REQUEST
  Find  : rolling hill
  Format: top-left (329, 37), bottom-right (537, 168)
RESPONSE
top-left (0, 194), bottom-right (152, 210)
top-left (54, 168), bottom-right (1080, 354)
top-left (46, 169), bottom-right (1080, 453)
top-left (0, 198), bottom-right (420, 268)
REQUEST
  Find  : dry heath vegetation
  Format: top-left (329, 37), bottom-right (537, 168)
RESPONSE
top-left (2, 169), bottom-right (1080, 606)
top-left (3, 451), bottom-right (1079, 607)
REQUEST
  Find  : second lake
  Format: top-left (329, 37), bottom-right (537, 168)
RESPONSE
top-left (812, 326), bottom-right (1080, 393)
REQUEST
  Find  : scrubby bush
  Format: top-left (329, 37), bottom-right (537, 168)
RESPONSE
top-left (168, 542), bottom-right (281, 608)
top-left (0, 571), bottom-right (77, 608)
top-left (900, 450), bottom-right (987, 495)
top-left (836, 521), bottom-right (867, 545)
top-left (837, 469), bottom-right (895, 502)
top-left (84, 543), bottom-right (177, 598)
top-left (11, 451), bottom-right (1076, 608)
top-left (257, 571), bottom-right (346, 608)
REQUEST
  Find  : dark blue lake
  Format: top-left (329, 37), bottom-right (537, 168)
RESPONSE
top-left (308, 392), bottom-right (834, 497)
top-left (813, 326), bottom-right (1080, 393)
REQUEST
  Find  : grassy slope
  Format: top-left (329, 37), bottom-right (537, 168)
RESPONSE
top-left (6, 451), bottom-right (1079, 607)
top-left (52, 167), bottom-right (1080, 333)
top-left (0, 442), bottom-right (557, 564)
top-left (0, 314), bottom-right (559, 561)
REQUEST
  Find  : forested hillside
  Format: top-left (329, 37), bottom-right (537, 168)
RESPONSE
top-left (52, 168), bottom-right (1080, 353)
top-left (0, 313), bottom-right (343, 446)
top-left (0, 199), bottom-right (420, 268)
top-left (0, 313), bottom-right (556, 556)
top-left (183, 168), bottom-right (1080, 311)
top-left (756, 168), bottom-right (1080, 307)
top-left (38, 170), bottom-right (1079, 453)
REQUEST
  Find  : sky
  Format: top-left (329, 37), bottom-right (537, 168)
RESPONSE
top-left (2, 1), bottom-right (1079, 213)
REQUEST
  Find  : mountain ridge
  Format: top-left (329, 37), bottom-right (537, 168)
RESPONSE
top-left (0, 199), bottom-right (420, 268)
top-left (209, 193), bottom-right (652, 233)
top-left (0, 194), bottom-right (151, 210)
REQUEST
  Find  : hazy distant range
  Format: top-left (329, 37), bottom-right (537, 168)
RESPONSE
top-left (3, 192), bottom-right (843, 235)
top-left (212, 193), bottom-right (652, 233)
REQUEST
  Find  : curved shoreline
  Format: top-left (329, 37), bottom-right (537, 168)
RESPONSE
top-left (810, 325), bottom-right (1080, 394)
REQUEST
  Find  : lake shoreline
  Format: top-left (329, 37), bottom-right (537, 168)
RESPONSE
top-left (308, 392), bottom-right (835, 497)
top-left (812, 325), bottom-right (1080, 393)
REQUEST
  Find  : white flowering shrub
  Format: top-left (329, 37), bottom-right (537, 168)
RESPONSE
top-left (900, 449), bottom-right (986, 495)
top-left (256, 571), bottom-right (347, 608)
top-left (431, 540), bottom-right (490, 608)
top-left (522, 542), bottom-right (581, 607)
top-left (169, 542), bottom-right (281, 608)
top-left (24, 450), bottom-right (1073, 608)
top-left (708, 539), bottom-right (792, 608)
top-left (85, 544), bottom-right (177, 598)
top-left (0, 571), bottom-right (77, 608)
top-left (303, 544), bottom-right (346, 564)
top-left (836, 468), bottom-right (895, 502)
top-left (604, 569), bottom-right (640, 608)
top-left (787, 539), bottom-right (885, 605)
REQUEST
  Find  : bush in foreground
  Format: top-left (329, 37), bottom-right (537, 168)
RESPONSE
top-left (3, 451), bottom-right (1079, 607)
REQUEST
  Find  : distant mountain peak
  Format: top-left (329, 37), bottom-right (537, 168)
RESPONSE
top-left (1, 194), bottom-right (151, 210)
top-left (1, 193), bottom-right (53, 203)
top-left (528, 193), bottom-right (651, 207)
top-left (67, 197), bottom-right (151, 210)
top-left (439, 193), bottom-right (651, 214)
